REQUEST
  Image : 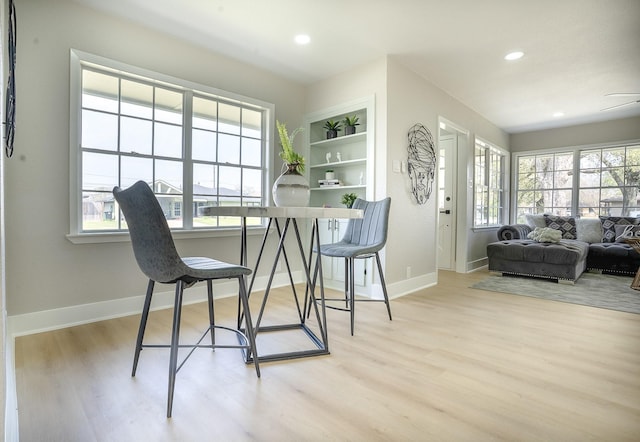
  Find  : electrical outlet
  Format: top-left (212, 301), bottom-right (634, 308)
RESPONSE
top-left (406, 266), bottom-right (412, 279)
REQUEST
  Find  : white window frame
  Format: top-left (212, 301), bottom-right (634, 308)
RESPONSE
top-left (67, 49), bottom-right (275, 243)
top-left (473, 138), bottom-right (508, 228)
top-left (511, 139), bottom-right (640, 224)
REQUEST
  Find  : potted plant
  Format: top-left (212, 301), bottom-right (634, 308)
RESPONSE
top-left (341, 192), bottom-right (358, 208)
top-left (325, 169), bottom-right (335, 180)
top-left (343, 115), bottom-right (360, 135)
top-left (323, 119), bottom-right (342, 139)
top-left (276, 120), bottom-right (305, 172)
top-left (273, 120), bottom-right (309, 207)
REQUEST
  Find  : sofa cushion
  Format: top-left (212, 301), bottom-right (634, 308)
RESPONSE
top-left (544, 214), bottom-right (577, 239)
top-left (528, 227), bottom-right (562, 243)
top-left (614, 224), bottom-right (640, 242)
top-left (576, 217), bottom-right (603, 243)
top-left (600, 216), bottom-right (639, 242)
top-left (524, 213), bottom-right (547, 229)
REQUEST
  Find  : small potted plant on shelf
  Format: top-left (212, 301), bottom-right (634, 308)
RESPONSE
top-left (323, 119), bottom-right (342, 139)
top-left (341, 192), bottom-right (358, 208)
top-left (343, 115), bottom-right (360, 135)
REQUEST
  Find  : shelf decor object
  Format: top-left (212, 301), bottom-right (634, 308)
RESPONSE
top-left (407, 123), bottom-right (437, 205)
top-left (343, 115), bottom-right (360, 135)
top-left (273, 120), bottom-right (310, 207)
top-left (323, 119), bottom-right (342, 139)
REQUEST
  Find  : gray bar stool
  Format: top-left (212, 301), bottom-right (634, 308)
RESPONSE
top-left (113, 181), bottom-right (260, 418)
top-left (315, 197), bottom-right (392, 335)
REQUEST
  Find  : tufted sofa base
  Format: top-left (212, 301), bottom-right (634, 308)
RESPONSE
top-left (487, 239), bottom-right (589, 283)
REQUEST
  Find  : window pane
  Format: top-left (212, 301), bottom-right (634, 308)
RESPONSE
top-left (154, 122), bottom-right (182, 158)
top-left (193, 97), bottom-right (217, 131)
top-left (242, 138), bottom-right (261, 167)
top-left (580, 169), bottom-right (600, 187)
top-left (121, 156), bottom-right (152, 188)
top-left (554, 170), bottom-right (572, 188)
top-left (242, 109), bottom-right (262, 138)
top-left (83, 152), bottom-right (118, 190)
top-left (243, 168), bottom-right (262, 197)
top-left (155, 88), bottom-right (183, 124)
top-left (82, 70), bottom-right (118, 113)
top-left (193, 163), bottom-right (216, 194)
top-left (602, 148), bottom-right (625, 167)
top-left (121, 79), bottom-right (153, 119)
top-left (219, 133), bottom-right (240, 164)
top-left (120, 116), bottom-right (152, 154)
top-left (219, 103), bottom-right (241, 135)
top-left (219, 166), bottom-right (241, 197)
top-left (82, 110), bottom-right (118, 151)
top-left (83, 191), bottom-right (117, 230)
top-left (155, 159), bottom-right (183, 190)
top-left (192, 128), bottom-right (216, 162)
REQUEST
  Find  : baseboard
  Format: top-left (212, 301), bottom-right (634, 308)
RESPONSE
top-left (7, 269), bottom-right (442, 337)
top-left (467, 257), bottom-right (488, 272)
top-left (387, 272), bottom-right (437, 298)
top-left (7, 271), bottom-right (302, 338)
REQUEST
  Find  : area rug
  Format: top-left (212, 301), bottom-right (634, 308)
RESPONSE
top-left (471, 272), bottom-right (640, 314)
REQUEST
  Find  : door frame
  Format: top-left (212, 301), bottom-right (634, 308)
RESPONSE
top-left (437, 117), bottom-right (470, 274)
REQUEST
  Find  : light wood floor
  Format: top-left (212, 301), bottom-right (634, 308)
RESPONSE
top-left (14, 270), bottom-right (640, 441)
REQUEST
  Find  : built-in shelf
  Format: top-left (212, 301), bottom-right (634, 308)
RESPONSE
top-left (310, 159), bottom-right (366, 169)
top-left (310, 184), bottom-right (366, 191)
top-left (309, 132), bottom-right (366, 147)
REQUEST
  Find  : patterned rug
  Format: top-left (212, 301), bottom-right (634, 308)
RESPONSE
top-left (471, 272), bottom-right (640, 314)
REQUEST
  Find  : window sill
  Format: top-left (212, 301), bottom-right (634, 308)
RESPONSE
top-left (66, 226), bottom-right (267, 244)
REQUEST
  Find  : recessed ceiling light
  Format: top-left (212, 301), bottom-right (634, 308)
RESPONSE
top-left (553, 111), bottom-right (565, 118)
top-left (294, 34), bottom-right (310, 45)
top-left (504, 51), bottom-right (524, 61)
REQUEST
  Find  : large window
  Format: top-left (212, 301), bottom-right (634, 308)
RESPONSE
top-left (70, 50), bottom-right (273, 237)
top-left (474, 139), bottom-right (507, 227)
top-left (515, 151), bottom-right (574, 220)
top-left (514, 142), bottom-right (640, 223)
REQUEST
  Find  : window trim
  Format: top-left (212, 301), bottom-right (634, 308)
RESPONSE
top-left (67, 49), bottom-right (275, 243)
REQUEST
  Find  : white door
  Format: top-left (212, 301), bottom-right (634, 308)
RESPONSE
top-left (437, 132), bottom-right (456, 270)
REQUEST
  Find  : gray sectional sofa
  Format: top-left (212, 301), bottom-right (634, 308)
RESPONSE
top-left (487, 214), bottom-right (640, 283)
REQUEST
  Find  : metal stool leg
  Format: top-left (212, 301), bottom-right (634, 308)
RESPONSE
top-left (167, 281), bottom-right (185, 418)
top-left (207, 280), bottom-right (215, 347)
top-left (237, 277), bottom-right (261, 377)
top-left (132, 280), bottom-right (154, 377)
top-left (375, 252), bottom-right (392, 320)
top-left (349, 257), bottom-right (356, 336)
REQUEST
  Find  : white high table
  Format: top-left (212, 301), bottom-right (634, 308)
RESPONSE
top-left (200, 206), bottom-right (363, 363)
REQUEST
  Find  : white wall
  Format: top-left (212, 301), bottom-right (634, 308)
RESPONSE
top-left (306, 57), bottom-right (509, 293)
top-left (6, 0), bottom-right (306, 322)
top-left (510, 116), bottom-right (640, 152)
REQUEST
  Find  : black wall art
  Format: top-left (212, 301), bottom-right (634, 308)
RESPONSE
top-left (407, 123), bottom-right (436, 204)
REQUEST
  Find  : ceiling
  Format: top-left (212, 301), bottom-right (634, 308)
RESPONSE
top-left (73, 0), bottom-right (640, 134)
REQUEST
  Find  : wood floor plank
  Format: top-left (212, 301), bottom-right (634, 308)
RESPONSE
top-left (14, 270), bottom-right (640, 441)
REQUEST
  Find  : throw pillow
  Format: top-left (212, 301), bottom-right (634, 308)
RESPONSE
top-left (544, 214), bottom-right (577, 239)
top-left (527, 227), bottom-right (562, 243)
top-left (614, 224), bottom-right (640, 242)
top-left (600, 216), bottom-right (640, 243)
top-left (575, 217), bottom-right (603, 243)
top-left (524, 213), bottom-right (546, 229)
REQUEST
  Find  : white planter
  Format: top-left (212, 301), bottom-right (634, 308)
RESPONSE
top-left (272, 165), bottom-right (310, 207)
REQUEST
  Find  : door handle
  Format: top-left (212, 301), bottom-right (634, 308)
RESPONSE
top-left (439, 209), bottom-right (451, 214)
